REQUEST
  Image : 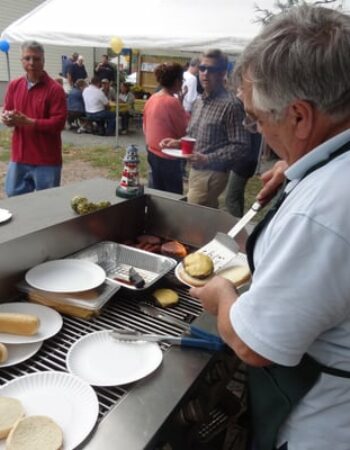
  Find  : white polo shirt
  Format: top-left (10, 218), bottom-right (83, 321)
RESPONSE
top-left (82, 84), bottom-right (108, 113)
top-left (231, 129), bottom-right (350, 450)
top-left (182, 71), bottom-right (198, 113)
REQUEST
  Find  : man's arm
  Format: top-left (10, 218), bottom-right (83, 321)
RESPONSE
top-left (190, 276), bottom-right (271, 367)
top-left (257, 160), bottom-right (288, 204)
top-left (30, 86), bottom-right (67, 132)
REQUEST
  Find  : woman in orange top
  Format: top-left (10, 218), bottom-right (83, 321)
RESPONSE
top-left (143, 63), bottom-right (188, 194)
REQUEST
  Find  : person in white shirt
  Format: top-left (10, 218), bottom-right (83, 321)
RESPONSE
top-left (82, 76), bottom-right (116, 136)
top-left (182, 57), bottom-right (200, 113)
top-left (190, 5), bottom-right (350, 450)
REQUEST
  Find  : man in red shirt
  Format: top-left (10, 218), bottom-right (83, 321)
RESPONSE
top-left (1, 40), bottom-right (67, 197)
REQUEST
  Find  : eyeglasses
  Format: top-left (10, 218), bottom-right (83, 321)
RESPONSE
top-left (242, 114), bottom-right (258, 134)
top-left (198, 64), bottom-right (224, 74)
top-left (21, 56), bottom-right (42, 62)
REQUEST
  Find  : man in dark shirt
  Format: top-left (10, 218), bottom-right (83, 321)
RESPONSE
top-left (94, 55), bottom-right (115, 82)
top-left (63, 52), bottom-right (78, 78)
top-left (67, 55), bottom-right (88, 87)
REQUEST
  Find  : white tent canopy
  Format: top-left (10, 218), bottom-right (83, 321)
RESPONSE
top-left (1, 0), bottom-right (279, 54)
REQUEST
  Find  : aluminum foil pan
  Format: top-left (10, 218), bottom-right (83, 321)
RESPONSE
top-left (70, 241), bottom-right (176, 290)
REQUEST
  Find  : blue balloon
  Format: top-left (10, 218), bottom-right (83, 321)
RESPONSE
top-left (0, 40), bottom-right (10, 53)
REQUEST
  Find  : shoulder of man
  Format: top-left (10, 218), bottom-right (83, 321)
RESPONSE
top-left (8, 76), bottom-right (25, 89)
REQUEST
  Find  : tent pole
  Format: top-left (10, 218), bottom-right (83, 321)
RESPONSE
top-left (6, 52), bottom-right (11, 80)
top-left (115, 54), bottom-right (120, 149)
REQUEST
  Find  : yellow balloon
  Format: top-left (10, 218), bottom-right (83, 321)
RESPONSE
top-left (110, 37), bottom-right (123, 54)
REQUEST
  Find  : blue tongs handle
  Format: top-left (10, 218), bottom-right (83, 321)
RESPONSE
top-left (189, 325), bottom-right (224, 345)
top-left (180, 336), bottom-right (225, 351)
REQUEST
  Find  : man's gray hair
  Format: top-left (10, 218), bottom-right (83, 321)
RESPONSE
top-left (21, 40), bottom-right (45, 55)
top-left (189, 57), bottom-right (200, 67)
top-left (235, 5), bottom-right (350, 122)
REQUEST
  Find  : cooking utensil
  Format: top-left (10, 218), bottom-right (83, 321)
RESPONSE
top-left (129, 267), bottom-right (145, 288)
top-left (112, 331), bottom-right (224, 351)
top-left (197, 201), bottom-right (262, 273)
top-left (138, 303), bottom-right (223, 344)
top-left (71, 241), bottom-right (176, 290)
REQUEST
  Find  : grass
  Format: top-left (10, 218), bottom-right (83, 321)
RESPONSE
top-left (0, 128), bottom-right (265, 221)
top-left (61, 143), bottom-right (149, 180)
top-left (0, 128), bottom-right (149, 181)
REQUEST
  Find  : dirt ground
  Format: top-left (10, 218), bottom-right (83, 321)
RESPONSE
top-left (0, 126), bottom-right (146, 200)
top-left (0, 159), bottom-right (111, 200)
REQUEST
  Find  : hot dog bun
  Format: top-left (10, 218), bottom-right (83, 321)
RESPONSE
top-left (0, 313), bottom-right (40, 336)
top-left (0, 342), bottom-right (8, 363)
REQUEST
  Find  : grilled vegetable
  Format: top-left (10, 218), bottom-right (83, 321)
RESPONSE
top-left (71, 196), bottom-right (111, 215)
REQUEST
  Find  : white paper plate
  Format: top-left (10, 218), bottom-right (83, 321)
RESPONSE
top-left (175, 262), bottom-right (207, 288)
top-left (175, 255), bottom-right (250, 288)
top-left (162, 149), bottom-right (191, 159)
top-left (0, 341), bottom-right (43, 368)
top-left (0, 207), bottom-right (12, 224)
top-left (0, 371), bottom-right (99, 450)
top-left (26, 259), bottom-right (106, 293)
top-left (67, 330), bottom-right (163, 386)
top-left (0, 302), bottom-right (63, 344)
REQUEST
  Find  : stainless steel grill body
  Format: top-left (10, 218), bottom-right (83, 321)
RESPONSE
top-left (0, 179), bottom-right (247, 449)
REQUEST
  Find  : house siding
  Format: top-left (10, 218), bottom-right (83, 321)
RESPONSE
top-left (0, 0), bottom-right (106, 103)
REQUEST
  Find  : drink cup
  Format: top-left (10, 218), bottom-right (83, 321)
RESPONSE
top-left (181, 137), bottom-right (196, 155)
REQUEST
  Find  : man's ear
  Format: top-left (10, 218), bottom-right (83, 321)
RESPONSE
top-left (290, 100), bottom-right (314, 139)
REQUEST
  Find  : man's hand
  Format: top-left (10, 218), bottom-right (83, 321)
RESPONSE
top-left (1, 110), bottom-right (16, 127)
top-left (7, 111), bottom-right (35, 127)
top-left (257, 160), bottom-right (288, 204)
top-left (159, 138), bottom-right (180, 149)
top-left (190, 276), bottom-right (238, 316)
top-left (188, 152), bottom-right (208, 165)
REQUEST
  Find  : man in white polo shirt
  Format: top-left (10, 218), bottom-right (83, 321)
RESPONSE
top-left (82, 76), bottom-right (116, 136)
top-left (191, 5), bottom-right (350, 450)
top-left (182, 57), bottom-right (200, 114)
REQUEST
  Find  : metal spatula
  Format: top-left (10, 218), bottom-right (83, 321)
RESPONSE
top-left (197, 201), bottom-right (262, 272)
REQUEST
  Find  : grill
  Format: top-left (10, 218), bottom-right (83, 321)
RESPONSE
top-left (0, 270), bottom-right (203, 424)
top-left (0, 181), bottom-right (249, 449)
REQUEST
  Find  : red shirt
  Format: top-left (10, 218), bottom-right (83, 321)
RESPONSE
top-left (4, 71), bottom-right (67, 165)
top-left (143, 93), bottom-right (187, 159)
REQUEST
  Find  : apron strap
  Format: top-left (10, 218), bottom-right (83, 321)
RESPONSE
top-left (246, 140), bottom-right (350, 273)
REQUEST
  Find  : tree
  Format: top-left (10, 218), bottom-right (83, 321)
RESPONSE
top-left (255, 0), bottom-right (338, 24)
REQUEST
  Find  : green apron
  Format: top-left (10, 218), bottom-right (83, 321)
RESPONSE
top-left (245, 142), bottom-right (350, 450)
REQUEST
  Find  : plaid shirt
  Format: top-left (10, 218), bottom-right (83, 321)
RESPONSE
top-left (187, 87), bottom-right (251, 172)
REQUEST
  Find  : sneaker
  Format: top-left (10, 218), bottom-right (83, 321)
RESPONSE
top-left (77, 126), bottom-right (87, 134)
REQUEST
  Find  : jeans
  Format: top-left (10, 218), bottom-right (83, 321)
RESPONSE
top-left (86, 110), bottom-right (116, 135)
top-left (147, 151), bottom-right (183, 194)
top-left (5, 162), bottom-right (61, 197)
top-left (120, 112), bottom-right (131, 131)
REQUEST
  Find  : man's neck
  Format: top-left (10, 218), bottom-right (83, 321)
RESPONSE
top-left (204, 84), bottom-right (224, 97)
top-left (26, 72), bottom-right (43, 84)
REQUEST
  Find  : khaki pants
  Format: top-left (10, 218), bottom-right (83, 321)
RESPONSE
top-left (187, 168), bottom-right (229, 208)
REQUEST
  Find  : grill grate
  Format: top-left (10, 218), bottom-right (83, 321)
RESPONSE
top-left (0, 271), bottom-right (203, 422)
